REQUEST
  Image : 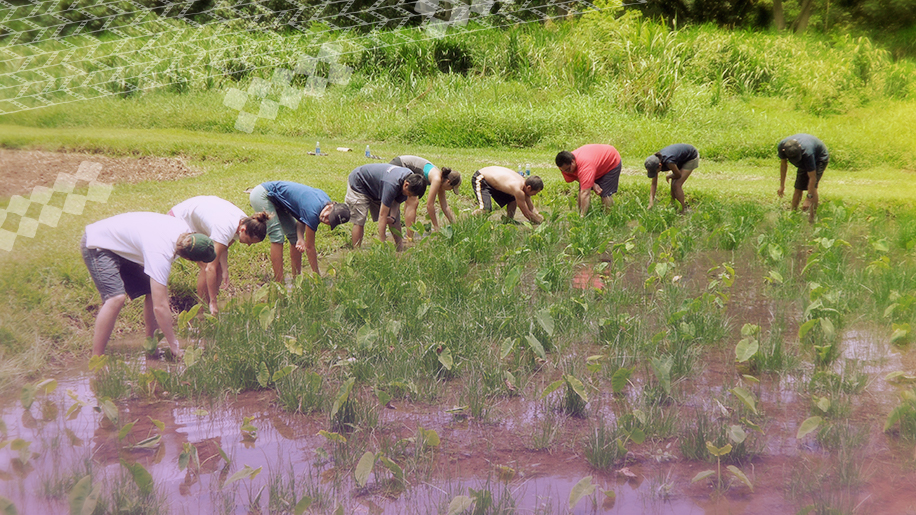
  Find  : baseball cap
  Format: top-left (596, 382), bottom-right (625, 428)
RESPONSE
top-left (328, 203), bottom-right (351, 229)
top-left (645, 155), bottom-right (661, 178)
top-left (782, 139), bottom-right (802, 161)
top-left (185, 233), bottom-right (216, 263)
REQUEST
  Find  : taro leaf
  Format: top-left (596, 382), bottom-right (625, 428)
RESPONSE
top-left (66, 403), bottom-right (83, 419)
top-left (891, 324), bottom-right (910, 345)
top-left (767, 244), bottom-right (783, 262)
top-left (885, 405), bottom-right (906, 432)
top-left (886, 371), bottom-right (916, 384)
top-left (120, 460), bottom-right (154, 496)
top-left (741, 324), bottom-right (760, 337)
top-left (117, 421), bottom-right (137, 441)
top-left (183, 345), bottom-right (202, 367)
top-left (816, 397), bottom-right (830, 413)
top-left (446, 495), bottom-right (474, 515)
top-left (525, 334), bottom-right (546, 360)
top-left (417, 279), bottom-right (427, 297)
top-left (535, 308), bottom-right (555, 337)
top-left (379, 455), bottom-right (404, 481)
top-left (540, 379), bottom-right (565, 400)
top-left (735, 337), bottom-right (759, 363)
top-left (565, 374), bottom-right (588, 403)
top-left (568, 475), bottom-right (596, 510)
top-left (224, 465), bottom-right (262, 487)
top-left (504, 371), bottom-right (517, 393)
top-left (499, 338), bottom-right (515, 359)
top-left (798, 319), bottom-right (819, 340)
top-left (730, 387), bottom-right (758, 415)
top-left (256, 362), bottom-right (270, 388)
top-left (586, 355), bottom-right (603, 374)
top-left (611, 367), bottom-right (633, 393)
top-left (130, 435), bottom-right (162, 450)
top-left (438, 347), bottom-right (454, 371)
top-left (627, 427), bottom-right (645, 445)
top-left (258, 304), bottom-right (276, 331)
top-left (728, 425), bottom-right (747, 444)
top-left (285, 337), bottom-right (304, 356)
top-left (741, 417), bottom-right (763, 433)
top-left (727, 465), bottom-right (753, 491)
top-left (819, 318), bottom-right (835, 340)
top-left (706, 442), bottom-right (732, 457)
top-left (36, 379), bottom-right (57, 395)
top-left (742, 374), bottom-right (760, 384)
top-left (503, 265), bottom-right (521, 294)
top-left (20, 385), bottom-right (36, 410)
top-left (178, 443), bottom-right (195, 471)
top-left (873, 238), bottom-right (890, 253)
top-left (885, 303), bottom-right (899, 319)
top-left (293, 497), bottom-right (313, 515)
top-left (354, 451), bottom-right (376, 488)
top-left (329, 378), bottom-right (355, 422)
top-left (0, 496), bottom-right (17, 515)
top-left (767, 270), bottom-right (784, 284)
top-left (272, 365), bottom-right (297, 383)
top-left (691, 470), bottom-right (715, 484)
top-left (376, 389), bottom-right (392, 407)
top-left (194, 409), bottom-right (209, 417)
top-left (356, 325), bottom-right (379, 349)
top-left (419, 427), bottom-right (440, 447)
top-left (318, 430), bottom-right (347, 444)
top-left (99, 399), bottom-right (119, 425)
top-left (797, 416), bottom-right (823, 439)
top-left (417, 302), bottom-right (430, 319)
top-left (88, 355), bottom-right (108, 372)
top-left (650, 356), bottom-right (672, 395)
top-left (69, 475), bottom-right (101, 515)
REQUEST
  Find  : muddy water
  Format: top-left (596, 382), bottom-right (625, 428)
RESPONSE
top-left (3, 325), bottom-right (916, 514)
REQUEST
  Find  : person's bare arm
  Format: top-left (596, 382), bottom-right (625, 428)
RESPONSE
top-left (377, 204), bottom-right (392, 242)
top-left (404, 196), bottom-right (420, 239)
top-left (649, 176), bottom-right (658, 208)
top-left (577, 189), bottom-right (591, 216)
top-left (515, 190), bottom-right (542, 223)
top-left (206, 242), bottom-right (229, 313)
top-left (778, 159), bottom-right (788, 197)
top-left (438, 187), bottom-right (456, 225)
top-left (150, 280), bottom-right (182, 357)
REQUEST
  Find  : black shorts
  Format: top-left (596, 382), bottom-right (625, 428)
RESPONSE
top-left (794, 160), bottom-right (828, 191)
top-left (594, 162), bottom-right (622, 197)
top-left (472, 171), bottom-right (515, 211)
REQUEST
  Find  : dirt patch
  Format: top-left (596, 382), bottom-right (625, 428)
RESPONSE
top-left (0, 148), bottom-right (201, 198)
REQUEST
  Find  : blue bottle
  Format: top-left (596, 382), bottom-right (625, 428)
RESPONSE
top-left (525, 163), bottom-right (531, 176)
top-left (315, 141), bottom-right (320, 155)
top-left (365, 145), bottom-right (371, 158)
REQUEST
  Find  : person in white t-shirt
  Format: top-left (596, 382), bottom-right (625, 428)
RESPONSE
top-left (81, 212), bottom-right (217, 358)
top-left (169, 196), bottom-right (270, 314)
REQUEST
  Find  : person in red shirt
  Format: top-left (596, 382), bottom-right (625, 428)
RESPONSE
top-left (555, 144), bottom-right (622, 216)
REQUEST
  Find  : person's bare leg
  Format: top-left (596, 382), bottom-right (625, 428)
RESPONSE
top-left (351, 225), bottom-right (365, 247)
top-left (672, 170), bottom-right (693, 213)
top-left (791, 189), bottom-right (803, 210)
top-left (93, 294), bottom-right (126, 356)
top-left (602, 194), bottom-right (614, 210)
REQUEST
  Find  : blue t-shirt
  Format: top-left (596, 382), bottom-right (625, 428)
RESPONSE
top-left (778, 134), bottom-right (829, 172)
top-left (262, 181), bottom-right (330, 231)
top-left (658, 144), bottom-right (699, 169)
top-left (348, 164), bottom-right (413, 207)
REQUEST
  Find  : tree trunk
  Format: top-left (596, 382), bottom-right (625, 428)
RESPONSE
top-left (792, 0), bottom-right (816, 33)
top-left (773, 0), bottom-right (785, 30)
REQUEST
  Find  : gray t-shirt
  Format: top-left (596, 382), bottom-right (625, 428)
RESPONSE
top-left (348, 163), bottom-right (413, 207)
top-left (778, 134), bottom-right (829, 172)
top-left (391, 155), bottom-right (436, 180)
top-left (658, 144), bottom-right (699, 168)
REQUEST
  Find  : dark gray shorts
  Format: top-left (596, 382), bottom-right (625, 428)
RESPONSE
top-left (794, 159), bottom-right (828, 191)
top-left (594, 162), bottom-right (622, 197)
top-left (81, 233), bottom-right (151, 301)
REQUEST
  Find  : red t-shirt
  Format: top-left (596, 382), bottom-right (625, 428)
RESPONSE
top-left (561, 144), bottom-right (621, 191)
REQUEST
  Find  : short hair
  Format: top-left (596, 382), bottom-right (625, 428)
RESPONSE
top-left (555, 151), bottom-right (575, 167)
top-left (404, 173), bottom-right (428, 197)
top-left (525, 176), bottom-right (544, 192)
top-left (781, 139), bottom-right (802, 161)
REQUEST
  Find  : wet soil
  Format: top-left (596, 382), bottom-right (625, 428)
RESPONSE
top-left (0, 148), bottom-right (200, 198)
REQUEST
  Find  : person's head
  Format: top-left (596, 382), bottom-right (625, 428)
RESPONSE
top-left (524, 176), bottom-right (544, 196)
top-left (403, 173), bottom-right (428, 197)
top-left (441, 167), bottom-right (462, 195)
top-left (644, 154), bottom-right (662, 178)
top-left (555, 151), bottom-right (577, 175)
top-left (176, 233), bottom-right (216, 262)
top-left (319, 202), bottom-right (351, 229)
top-left (781, 139), bottom-right (802, 161)
top-left (238, 211), bottom-right (271, 245)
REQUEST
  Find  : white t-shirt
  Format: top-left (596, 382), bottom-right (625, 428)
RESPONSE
top-left (170, 196), bottom-right (245, 247)
top-left (85, 212), bottom-right (190, 287)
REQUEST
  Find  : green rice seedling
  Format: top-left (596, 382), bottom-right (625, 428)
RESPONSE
top-left (276, 370), bottom-right (327, 414)
top-left (90, 358), bottom-right (138, 401)
top-left (583, 419), bottom-right (621, 471)
top-left (528, 408), bottom-right (562, 452)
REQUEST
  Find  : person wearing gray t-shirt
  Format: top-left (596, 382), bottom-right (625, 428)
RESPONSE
top-left (777, 134), bottom-right (829, 223)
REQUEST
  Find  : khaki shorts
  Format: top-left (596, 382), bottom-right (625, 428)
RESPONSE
top-left (344, 184), bottom-right (400, 226)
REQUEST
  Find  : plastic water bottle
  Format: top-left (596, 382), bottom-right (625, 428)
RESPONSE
top-left (315, 141), bottom-right (320, 155)
top-left (518, 164), bottom-right (524, 176)
top-left (525, 163), bottom-right (531, 176)
top-left (365, 145), bottom-right (371, 158)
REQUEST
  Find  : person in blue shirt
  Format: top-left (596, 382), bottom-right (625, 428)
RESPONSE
top-left (644, 143), bottom-right (700, 213)
top-left (777, 134), bottom-right (829, 224)
top-left (249, 181), bottom-right (350, 280)
top-left (344, 163), bottom-right (427, 250)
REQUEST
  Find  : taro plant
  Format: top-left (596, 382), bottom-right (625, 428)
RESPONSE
top-left (690, 438), bottom-right (754, 494)
top-left (884, 387), bottom-right (916, 439)
top-left (541, 373), bottom-right (589, 418)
